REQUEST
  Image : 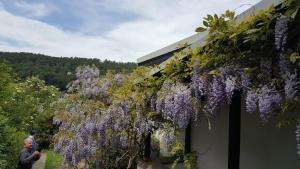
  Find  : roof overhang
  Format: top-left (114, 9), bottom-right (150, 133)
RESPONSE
top-left (137, 0), bottom-right (284, 68)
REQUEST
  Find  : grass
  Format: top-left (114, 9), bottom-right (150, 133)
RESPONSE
top-left (44, 149), bottom-right (63, 169)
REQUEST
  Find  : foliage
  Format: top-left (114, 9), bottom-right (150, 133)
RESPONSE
top-left (53, 66), bottom-right (162, 168)
top-left (183, 152), bottom-right (198, 169)
top-left (45, 150), bottom-right (63, 169)
top-left (0, 52), bottom-right (137, 90)
top-left (52, 1), bottom-right (300, 168)
top-left (162, 47), bottom-right (193, 82)
top-left (0, 63), bottom-right (60, 169)
top-left (171, 144), bottom-right (198, 169)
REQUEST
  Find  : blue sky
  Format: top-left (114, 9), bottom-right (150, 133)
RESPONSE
top-left (0, 0), bottom-right (260, 62)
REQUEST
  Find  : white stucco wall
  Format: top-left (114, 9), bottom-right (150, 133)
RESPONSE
top-left (191, 105), bottom-right (229, 169)
top-left (190, 102), bottom-right (300, 169)
top-left (240, 104), bottom-right (300, 169)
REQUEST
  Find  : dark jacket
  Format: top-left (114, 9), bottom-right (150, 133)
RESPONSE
top-left (17, 148), bottom-right (36, 169)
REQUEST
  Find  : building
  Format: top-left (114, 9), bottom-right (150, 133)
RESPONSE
top-left (137, 0), bottom-right (300, 168)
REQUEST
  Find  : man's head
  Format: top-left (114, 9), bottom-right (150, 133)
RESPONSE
top-left (29, 129), bottom-right (36, 136)
top-left (24, 138), bottom-right (33, 149)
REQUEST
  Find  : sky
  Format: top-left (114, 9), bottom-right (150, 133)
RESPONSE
top-left (0, 0), bottom-right (261, 62)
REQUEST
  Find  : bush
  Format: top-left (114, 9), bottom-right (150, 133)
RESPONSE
top-left (45, 150), bottom-right (63, 169)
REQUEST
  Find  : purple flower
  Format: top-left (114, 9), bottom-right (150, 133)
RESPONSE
top-left (150, 96), bottom-right (157, 111)
top-left (114, 74), bottom-right (126, 85)
top-left (241, 72), bottom-right (251, 89)
top-left (246, 89), bottom-right (258, 113)
top-left (275, 14), bottom-right (290, 51)
top-left (156, 82), bottom-right (194, 128)
top-left (258, 85), bottom-right (282, 122)
top-left (192, 68), bottom-right (202, 100)
top-left (160, 127), bottom-right (175, 145)
top-left (225, 76), bottom-right (236, 102)
top-left (284, 71), bottom-right (299, 99)
top-left (207, 77), bottom-right (226, 113)
top-left (219, 66), bottom-right (241, 102)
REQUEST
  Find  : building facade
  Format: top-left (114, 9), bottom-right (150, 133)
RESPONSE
top-left (137, 0), bottom-right (300, 168)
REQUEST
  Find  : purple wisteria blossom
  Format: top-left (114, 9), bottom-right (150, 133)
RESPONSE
top-left (207, 77), bottom-right (226, 113)
top-left (67, 66), bottom-right (101, 98)
top-left (192, 68), bottom-right (202, 100)
top-left (150, 96), bottom-right (157, 111)
top-left (67, 66), bottom-right (128, 102)
top-left (275, 14), bottom-right (290, 51)
top-left (192, 69), bottom-right (211, 101)
top-left (241, 72), bottom-right (251, 89)
top-left (135, 118), bottom-right (155, 137)
top-left (219, 66), bottom-right (242, 102)
top-left (284, 71), bottom-right (299, 100)
top-left (156, 82), bottom-right (194, 128)
top-left (275, 14), bottom-right (291, 75)
top-left (156, 81), bottom-right (172, 113)
top-left (258, 85), bottom-right (282, 122)
top-left (246, 89), bottom-right (258, 113)
top-left (114, 73), bottom-right (127, 85)
top-left (225, 76), bottom-right (237, 102)
top-left (160, 126), bottom-right (176, 145)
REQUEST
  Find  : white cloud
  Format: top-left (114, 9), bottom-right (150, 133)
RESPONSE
top-left (0, 0), bottom-right (261, 62)
top-left (14, 0), bottom-right (56, 18)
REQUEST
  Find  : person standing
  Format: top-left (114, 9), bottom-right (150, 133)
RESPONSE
top-left (28, 130), bottom-right (37, 153)
top-left (17, 138), bottom-right (40, 169)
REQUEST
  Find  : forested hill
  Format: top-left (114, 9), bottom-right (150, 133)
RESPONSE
top-left (0, 52), bottom-right (137, 90)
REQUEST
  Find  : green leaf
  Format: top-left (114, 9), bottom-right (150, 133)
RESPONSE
top-left (208, 69), bottom-right (219, 76)
top-left (282, 0), bottom-right (294, 8)
top-left (195, 27), bottom-right (207, 32)
top-left (291, 8), bottom-right (298, 19)
top-left (203, 20), bottom-right (209, 27)
top-left (276, 121), bottom-right (283, 128)
top-left (243, 38), bottom-right (251, 43)
top-left (245, 28), bottom-right (260, 34)
top-left (225, 10), bottom-right (235, 19)
top-left (229, 32), bottom-right (239, 39)
top-left (285, 8), bottom-right (297, 17)
top-left (289, 52), bottom-right (300, 63)
top-left (207, 14), bottom-right (213, 21)
top-left (214, 14), bottom-right (218, 20)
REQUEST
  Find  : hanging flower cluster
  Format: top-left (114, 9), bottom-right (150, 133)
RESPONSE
top-left (156, 81), bottom-right (194, 128)
top-left (54, 66), bottom-right (161, 168)
top-left (284, 71), bottom-right (299, 99)
top-left (275, 14), bottom-right (290, 51)
top-left (192, 66), bottom-right (241, 114)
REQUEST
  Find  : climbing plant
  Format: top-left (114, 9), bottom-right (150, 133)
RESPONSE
top-left (53, 1), bottom-right (300, 168)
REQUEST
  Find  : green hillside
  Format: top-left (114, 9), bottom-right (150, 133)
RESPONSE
top-left (0, 52), bottom-right (137, 90)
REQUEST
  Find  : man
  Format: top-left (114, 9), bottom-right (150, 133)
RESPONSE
top-left (28, 130), bottom-right (37, 153)
top-left (17, 138), bottom-right (40, 169)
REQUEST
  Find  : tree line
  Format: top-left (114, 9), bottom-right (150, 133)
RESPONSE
top-left (0, 52), bottom-right (137, 90)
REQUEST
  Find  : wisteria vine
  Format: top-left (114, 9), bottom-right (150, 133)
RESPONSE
top-left (53, 4), bottom-right (300, 168)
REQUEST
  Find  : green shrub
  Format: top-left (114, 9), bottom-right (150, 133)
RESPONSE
top-left (45, 150), bottom-right (63, 169)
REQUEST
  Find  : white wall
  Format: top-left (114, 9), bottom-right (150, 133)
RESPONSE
top-left (190, 102), bottom-right (300, 169)
top-left (240, 105), bottom-right (300, 169)
top-left (191, 105), bottom-right (229, 169)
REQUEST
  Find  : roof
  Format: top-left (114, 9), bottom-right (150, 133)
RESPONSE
top-left (137, 0), bottom-right (284, 67)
